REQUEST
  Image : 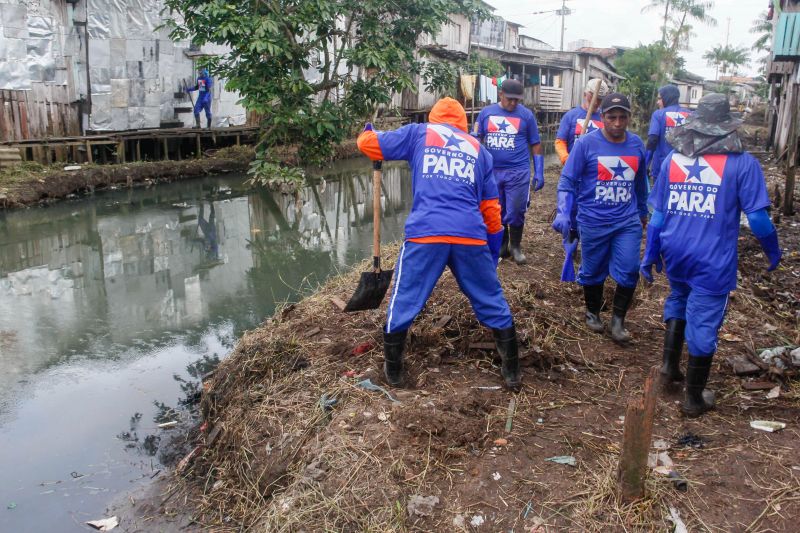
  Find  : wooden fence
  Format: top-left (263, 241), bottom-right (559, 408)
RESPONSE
top-left (0, 84), bottom-right (81, 142)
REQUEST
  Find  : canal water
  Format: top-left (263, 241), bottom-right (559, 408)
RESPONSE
top-left (0, 159), bottom-right (413, 532)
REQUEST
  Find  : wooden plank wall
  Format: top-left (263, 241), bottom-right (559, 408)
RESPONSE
top-left (0, 84), bottom-right (81, 142)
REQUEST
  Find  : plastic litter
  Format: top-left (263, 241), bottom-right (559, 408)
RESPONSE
top-left (667, 506), bottom-right (688, 533)
top-left (318, 394), bottom-right (337, 412)
top-left (668, 470), bottom-right (689, 492)
top-left (545, 455), bottom-right (577, 467)
top-left (470, 514), bottom-right (485, 527)
top-left (676, 432), bottom-right (705, 449)
top-left (85, 516), bottom-right (119, 531)
top-left (766, 386), bottom-right (781, 399)
top-left (750, 420), bottom-right (786, 432)
top-left (407, 495), bottom-right (439, 517)
top-left (491, 472), bottom-right (501, 480)
top-left (356, 378), bottom-right (399, 403)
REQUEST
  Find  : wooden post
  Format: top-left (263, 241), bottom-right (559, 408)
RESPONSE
top-left (195, 133), bottom-right (201, 158)
top-left (784, 84), bottom-right (798, 217)
top-left (616, 366), bottom-right (660, 503)
top-left (136, 139), bottom-right (141, 161)
top-left (162, 138), bottom-right (169, 160)
top-left (117, 141), bottom-right (124, 164)
top-left (85, 140), bottom-right (93, 164)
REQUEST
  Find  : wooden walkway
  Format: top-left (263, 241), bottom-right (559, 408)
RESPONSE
top-left (0, 126), bottom-right (259, 164)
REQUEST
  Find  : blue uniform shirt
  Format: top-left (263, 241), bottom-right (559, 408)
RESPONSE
top-left (648, 104), bottom-right (690, 176)
top-left (650, 151), bottom-right (770, 295)
top-left (558, 129), bottom-right (648, 227)
top-left (476, 103), bottom-right (540, 170)
top-left (195, 74), bottom-right (212, 101)
top-left (556, 106), bottom-right (604, 153)
top-left (377, 123), bottom-right (498, 241)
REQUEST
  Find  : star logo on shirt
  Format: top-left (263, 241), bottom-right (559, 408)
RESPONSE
top-left (674, 115), bottom-right (685, 126)
top-left (496, 119), bottom-right (510, 132)
top-left (585, 121), bottom-right (598, 133)
top-left (610, 160), bottom-right (629, 179)
top-left (685, 158), bottom-right (707, 182)
top-left (442, 133), bottom-right (464, 150)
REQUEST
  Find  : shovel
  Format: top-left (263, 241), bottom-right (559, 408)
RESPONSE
top-left (344, 160), bottom-right (394, 312)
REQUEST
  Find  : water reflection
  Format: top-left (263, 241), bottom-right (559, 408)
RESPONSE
top-left (0, 159), bottom-right (411, 532)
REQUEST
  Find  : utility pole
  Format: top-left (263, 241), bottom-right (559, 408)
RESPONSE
top-left (532, 0), bottom-right (571, 52)
top-left (725, 17), bottom-right (731, 46)
top-left (558, 0), bottom-right (570, 52)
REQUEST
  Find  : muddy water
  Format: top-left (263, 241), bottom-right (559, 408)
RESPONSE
top-left (0, 159), bottom-right (413, 532)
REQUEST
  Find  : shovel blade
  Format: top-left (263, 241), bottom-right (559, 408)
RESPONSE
top-left (344, 269), bottom-right (394, 312)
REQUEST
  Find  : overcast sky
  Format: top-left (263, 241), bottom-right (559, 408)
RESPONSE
top-left (485, 0), bottom-right (768, 79)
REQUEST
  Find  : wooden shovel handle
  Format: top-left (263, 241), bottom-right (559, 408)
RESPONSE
top-left (372, 160), bottom-right (383, 271)
top-left (581, 78), bottom-right (604, 134)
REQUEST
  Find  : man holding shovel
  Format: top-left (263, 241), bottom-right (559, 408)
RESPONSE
top-left (555, 78), bottom-right (609, 166)
top-left (474, 79), bottom-right (544, 265)
top-left (357, 97), bottom-right (521, 391)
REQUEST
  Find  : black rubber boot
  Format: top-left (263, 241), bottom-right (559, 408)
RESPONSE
top-left (492, 325), bottom-right (521, 391)
top-left (383, 330), bottom-right (408, 387)
top-left (610, 285), bottom-right (635, 343)
top-left (583, 283), bottom-right (605, 332)
top-left (661, 319), bottom-right (686, 382)
top-left (508, 225), bottom-right (527, 264)
top-left (500, 225), bottom-right (511, 258)
top-left (682, 355), bottom-right (715, 417)
top-left (194, 115), bottom-right (201, 129)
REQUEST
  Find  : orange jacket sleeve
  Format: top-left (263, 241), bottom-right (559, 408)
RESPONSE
top-left (480, 198), bottom-right (502, 234)
top-left (555, 139), bottom-right (569, 166)
top-left (356, 130), bottom-right (384, 161)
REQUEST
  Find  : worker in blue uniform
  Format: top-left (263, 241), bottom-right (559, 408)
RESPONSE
top-left (553, 93), bottom-right (649, 343)
top-left (645, 84), bottom-right (691, 180)
top-left (186, 67), bottom-right (213, 128)
top-left (642, 93), bottom-right (782, 417)
top-left (357, 97), bottom-right (521, 391)
top-left (474, 79), bottom-right (544, 264)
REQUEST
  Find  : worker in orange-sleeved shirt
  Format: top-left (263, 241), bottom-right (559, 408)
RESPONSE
top-left (357, 97), bottom-right (521, 391)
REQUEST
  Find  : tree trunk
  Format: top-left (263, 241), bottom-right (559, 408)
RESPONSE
top-left (784, 85), bottom-right (798, 217)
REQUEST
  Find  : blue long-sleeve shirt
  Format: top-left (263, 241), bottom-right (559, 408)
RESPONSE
top-left (189, 74), bottom-right (213, 101)
top-left (557, 129), bottom-right (648, 227)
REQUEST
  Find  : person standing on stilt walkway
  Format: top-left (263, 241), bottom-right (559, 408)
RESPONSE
top-left (474, 79), bottom-right (544, 264)
top-left (641, 93), bottom-right (783, 417)
top-left (357, 97), bottom-right (521, 391)
top-left (186, 67), bottom-right (213, 129)
top-left (552, 93), bottom-right (648, 343)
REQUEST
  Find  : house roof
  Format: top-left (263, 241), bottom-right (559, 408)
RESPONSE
top-left (575, 47), bottom-right (619, 59)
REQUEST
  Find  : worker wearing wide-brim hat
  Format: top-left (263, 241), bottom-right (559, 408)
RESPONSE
top-left (642, 93), bottom-right (783, 417)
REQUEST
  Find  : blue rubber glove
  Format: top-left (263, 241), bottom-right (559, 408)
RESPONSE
top-left (756, 230), bottom-right (782, 271)
top-left (363, 122), bottom-right (373, 132)
top-left (560, 234), bottom-right (579, 282)
top-left (552, 191), bottom-right (574, 239)
top-left (486, 228), bottom-right (504, 267)
top-left (640, 223), bottom-right (663, 284)
top-left (532, 154), bottom-right (545, 192)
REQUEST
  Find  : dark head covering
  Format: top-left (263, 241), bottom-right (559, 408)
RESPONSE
top-left (658, 84), bottom-right (680, 108)
top-left (500, 79), bottom-right (524, 99)
top-left (667, 93), bottom-right (743, 157)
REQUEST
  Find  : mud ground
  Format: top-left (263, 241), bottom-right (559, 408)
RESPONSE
top-left (108, 156), bottom-right (800, 532)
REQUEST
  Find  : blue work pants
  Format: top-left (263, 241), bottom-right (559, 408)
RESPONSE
top-left (664, 280), bottom-right (729, 357)
top-left (385, 241), bottom-right (513, 333)
top-left (496, 167), bottom-right (531, 227)
top-left (577, 215), bottom-right (642, 288)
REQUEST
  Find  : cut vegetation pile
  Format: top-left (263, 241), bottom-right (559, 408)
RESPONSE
top-left (149, 166), bottom-right (799, 532)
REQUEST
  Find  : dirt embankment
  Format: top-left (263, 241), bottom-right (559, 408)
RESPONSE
top-left (0, 140), bottom-right (360, 209)
top-left (114, 162), bottom-right (800, 532)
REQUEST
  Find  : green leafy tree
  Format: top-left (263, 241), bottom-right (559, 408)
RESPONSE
top-left (703, 44), bottom-right (749, 80)
top-left (615, 44), bottom-right (666, 127)
top-left (161, 0), bottom-right (487, 184)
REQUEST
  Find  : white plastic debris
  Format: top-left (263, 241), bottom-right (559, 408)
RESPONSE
top-left (64, 165), bottom-right (81, 171)
top-left (85, 516), bottom-right (119, 531)
top-left (453, 514), bottom-right (466, 527)
top-left (668, 507), bottom-right (688, 533)
top-left (766, 386), bottom-right (781, 399)
top-left (750, 420), bottom-right (786, 432)
top-left (407, 495), bottom-right (439, 517)
top-left (790, 347), bottom-right (800, 367)
top-left (759, 347), bottom-right (788, 369)
top-left (491, 472), bottom-right (502, 481)
top-left (470, 514), bottom-right (485, 527)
